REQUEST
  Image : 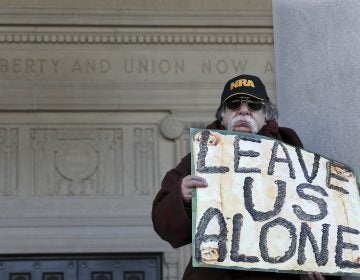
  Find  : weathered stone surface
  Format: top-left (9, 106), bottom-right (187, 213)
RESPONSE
top-left (273, 0), bottom-right (360, 168)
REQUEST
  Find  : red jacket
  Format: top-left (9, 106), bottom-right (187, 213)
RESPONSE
top-left (152, 121), bottom-right (339, 280)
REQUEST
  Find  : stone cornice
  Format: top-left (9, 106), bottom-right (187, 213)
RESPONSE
top-left (0, 8), bottom-right (273, 27)
top-left (0, 27), bottom-right (273, 45)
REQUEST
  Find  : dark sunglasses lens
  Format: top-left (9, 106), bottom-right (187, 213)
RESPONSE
top-left (226, 100), bottom-right (242, 110)
top-left (226, 99), bottom-right (263, 111)
top-left (247, 101), bottom-right (263, 111)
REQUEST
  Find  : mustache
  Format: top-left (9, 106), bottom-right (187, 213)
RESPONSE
top-left (229, 115), bottom-right (259, 133)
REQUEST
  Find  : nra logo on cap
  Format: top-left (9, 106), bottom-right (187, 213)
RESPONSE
top-left (230, 79), bottom-right (255, 90)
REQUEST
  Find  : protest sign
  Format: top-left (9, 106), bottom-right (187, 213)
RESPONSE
top-left (191, 128), bottom-right (360, 276)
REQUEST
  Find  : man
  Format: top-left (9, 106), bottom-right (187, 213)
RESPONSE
top-left (152, 74), bottom-right (337, 280)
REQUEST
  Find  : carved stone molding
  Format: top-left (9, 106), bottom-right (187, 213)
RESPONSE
top-left (134, 127), bottom-right (157, 195)
top-left (55, 142), bottom-right (98, 182)
top-left (0, 128), bottom-right (18, 196)
top-left (160, 117), bottom-right (185, 140)
top-left (163, 251), bottom-right (179, 280)
top-left (0, 8), bottom-right (273, 27)
top-left (30, 128), bottom-right (124, 196)
top-left (0, 28), bottom-right (273, 45)
top-left (160, 117), bottom-right (216, 141)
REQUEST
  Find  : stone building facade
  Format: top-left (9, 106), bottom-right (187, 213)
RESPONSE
top-left (0, 1), bottom-right (275, 279)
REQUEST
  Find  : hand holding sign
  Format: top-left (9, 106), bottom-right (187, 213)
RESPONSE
top-left (181, 175), bottom-right (208, 203)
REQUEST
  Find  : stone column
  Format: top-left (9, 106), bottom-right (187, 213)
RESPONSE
top-left (273, 0), bottom-right (360, 169)
top-left (273, 2), bottom-right (360, 278)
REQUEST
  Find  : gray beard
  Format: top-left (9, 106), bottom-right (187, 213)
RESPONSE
top-left (228, 115), bottom-right (260, 133)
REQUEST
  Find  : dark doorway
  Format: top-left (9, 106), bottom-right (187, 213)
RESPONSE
top-left (0, 254), bottom-right (161, 280)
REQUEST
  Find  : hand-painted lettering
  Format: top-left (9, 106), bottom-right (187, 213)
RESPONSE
top-left (234, 135), bottom-right (262, 173)
top-left (244, 177), bottom-right (286, 222)
top-left (297, 223), bottom-right (330, 266)
top-left (196, 207), bottom-right (360, 269)
top-left (268, 141), bottom-right (296, 179)
top-left (230, 213), bottom-right (259, 263)
top-left (295, 148), bottom-right (320, 183)
top-left (196, 130), bottom-right (229, 173)
top-left (326, 161), bottom-right (351, 194)
top-left (292, 184), bottom-right (328, 221)
top-left (259, 217), bottom-right (297, 263)
top-left (194, 207), bottom-right (228, 262)
top-left (335, 225), bottom-right (360, 268)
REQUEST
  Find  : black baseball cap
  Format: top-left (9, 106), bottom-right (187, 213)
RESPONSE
top-left (220, 74), bottom-right (269, 105)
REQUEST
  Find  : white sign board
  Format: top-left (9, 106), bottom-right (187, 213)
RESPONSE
top-left (191, 129), bottom-right (360, 276)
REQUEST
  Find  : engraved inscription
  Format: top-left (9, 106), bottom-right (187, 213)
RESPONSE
top-left (0, 58), bottom-right (60, 74)
top-left (124, 59), bottom-right (184, 74)
top-left (71, 59), bottom-right (111, 74)
top-left (0, 58), bottom-right (111, 75)
top-left (0, 55), bottom-right (275, 78)
top-left (202, 59), bottom-right (247, 74)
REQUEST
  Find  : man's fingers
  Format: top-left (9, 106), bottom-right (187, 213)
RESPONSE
top-left (181, 175), bottom-right (208, 203)
top-left (313, 272), bottom-right (325, 280)
top-left (183, 175), bottom-right (208, 188)
top-left (300, 272), bottom-right (324, 280)
top-left (299, 273), bottom-right (314, 280)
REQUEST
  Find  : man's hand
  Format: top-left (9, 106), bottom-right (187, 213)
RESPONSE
top-left (181, 175), bottom-right (208, 203)
top-left (300, 272), bottom-right (325, 280)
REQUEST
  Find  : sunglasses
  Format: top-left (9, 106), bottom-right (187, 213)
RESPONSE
top-left (225, 97), bottom-right (264, 112)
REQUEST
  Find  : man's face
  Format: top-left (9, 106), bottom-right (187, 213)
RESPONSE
top-left (221, 97), bottom-right (266, 133)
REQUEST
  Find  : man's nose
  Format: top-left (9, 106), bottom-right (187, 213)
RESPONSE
top-left (237, 102), bottom-right (250, 115)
